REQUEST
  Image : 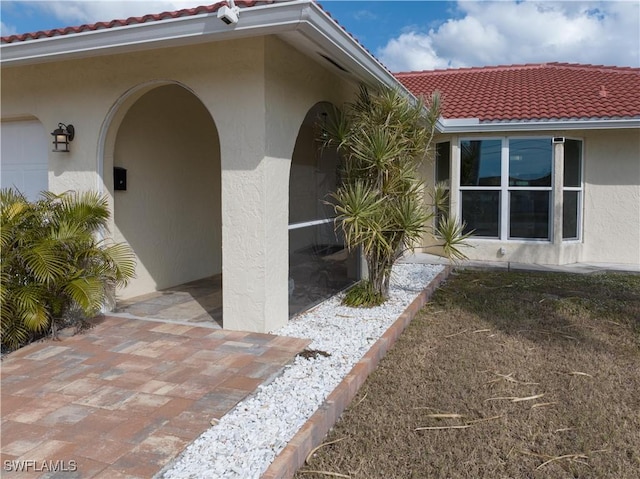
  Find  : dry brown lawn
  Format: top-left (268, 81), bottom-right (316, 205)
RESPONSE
top-left (295, 270), bottom-right (640, 479)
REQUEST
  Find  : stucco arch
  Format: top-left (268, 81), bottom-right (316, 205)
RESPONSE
top-left (99, 80), bottom-right (211, 205)
top-left (100, 81), bottom-right (222, 301)
top-left (287, 101), bottom-right (358, 316)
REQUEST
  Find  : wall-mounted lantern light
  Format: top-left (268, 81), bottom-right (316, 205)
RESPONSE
top-left (51, 123), bottom-right (75, 152)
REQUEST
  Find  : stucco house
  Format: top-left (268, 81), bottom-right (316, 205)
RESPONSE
top-left (397, 63), bottom-right (640, 266)
top-left (1, 1), bottom-right (639, 334)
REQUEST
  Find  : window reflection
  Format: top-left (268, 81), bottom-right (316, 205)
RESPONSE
top-left (509, 191), bottom-right (550, 239)
top-left (460, 140), bottom-right (502, 186)
top-left (461, 190), bottom-right (500, 237)
top-left (564, 140), bottom-right (582, 187)
top-left (509, 139), bottom-right (552, 187)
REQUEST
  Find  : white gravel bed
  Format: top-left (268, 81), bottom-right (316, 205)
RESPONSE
top-left (160, 263), bottom-right (444, 479)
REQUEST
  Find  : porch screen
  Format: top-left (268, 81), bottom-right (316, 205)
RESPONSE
top-left (288, 104), bottom-right (359, 316)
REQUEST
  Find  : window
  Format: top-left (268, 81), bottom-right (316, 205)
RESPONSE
top-left (562, 139), bottom-right (583, 240)
top-left (508, 138), bottom-right (552, 240)
top-left (435, 141), bottom-right (451, 226)
top-left (435, 141), bottom-right (451, 186)
top-left (456, 137), bottom-right (582, 242)
top-left (459, 139), bottom-right (502, 237)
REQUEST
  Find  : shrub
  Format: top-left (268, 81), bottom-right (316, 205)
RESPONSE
top-left (321, 85), bottom-right (470, 306)
top-left (1, 189), bottom-right (136, 351)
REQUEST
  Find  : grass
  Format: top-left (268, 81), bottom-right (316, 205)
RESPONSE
top-left (294, 269), bottom-right (640, 479)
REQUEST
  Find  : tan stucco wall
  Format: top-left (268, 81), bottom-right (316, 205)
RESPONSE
top-left (237, 36), bottom-right (355, 332)
top-left (581, 129), bottom-right (640, 265)
top-left (421, 129), bottom-right (640, 266)
top-left (1, 34), bottom-right (359, 332)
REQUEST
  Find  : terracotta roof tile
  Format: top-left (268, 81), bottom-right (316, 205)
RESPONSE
top-left (1, 1), bottom-right (273, 44)
top-left (395, 63), bottom-right (640, 122)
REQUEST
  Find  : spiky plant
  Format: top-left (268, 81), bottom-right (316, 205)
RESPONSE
top-left (1, 189), bottom-right (136, 351)
top-left (322, 85), bottom-right (469, 306)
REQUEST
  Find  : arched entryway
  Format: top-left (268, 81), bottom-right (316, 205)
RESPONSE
top-left (288, 102), bottom-right (359, 316)
top-left (109, 83), bottom-right (222, 323)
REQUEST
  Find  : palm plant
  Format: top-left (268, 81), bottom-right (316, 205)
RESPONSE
top-left (1, 189), bottom-right (136, 351)
top-left (322, 85), bottom-right (469, 306)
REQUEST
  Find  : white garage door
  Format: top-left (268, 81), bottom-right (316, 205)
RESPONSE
top-left (1, 120), bottom-right (48, 201)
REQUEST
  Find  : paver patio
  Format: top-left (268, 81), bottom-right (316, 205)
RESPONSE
top-left (113, 275), bottom-right (223, 328)
top-left (0, 315), bottom-right (309, 478)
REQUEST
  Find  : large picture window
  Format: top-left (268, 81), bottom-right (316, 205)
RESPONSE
top-left (457, 137), bottom-right (582, 242)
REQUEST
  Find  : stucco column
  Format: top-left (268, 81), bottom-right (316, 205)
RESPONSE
top-left (219, 137), bottom-right (289, 334)
top-left (449, 138), bottom-right (460, 221)
top-left (553, 140), bottom-right (564, 244)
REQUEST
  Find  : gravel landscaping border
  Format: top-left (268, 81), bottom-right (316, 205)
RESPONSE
top-left (159, 263), bottom-right (448, 479)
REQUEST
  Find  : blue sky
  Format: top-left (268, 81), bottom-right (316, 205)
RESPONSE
top-left (1, 1), bottom-right (638, 71)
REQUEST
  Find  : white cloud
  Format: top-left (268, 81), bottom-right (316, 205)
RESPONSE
top-left (354, 9), bottom-right (377, 21)
top-left (1, 21), bottom-right (18, 36)
top-left (19, 1), bottom-right (199, 26)
top-left (375, 31), bottom-right (451, 72)
top-left (378, 1), bottom-right (640, 72)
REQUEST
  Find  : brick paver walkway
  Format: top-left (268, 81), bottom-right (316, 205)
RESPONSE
top-left (0, 315), bottom-right (309, 478)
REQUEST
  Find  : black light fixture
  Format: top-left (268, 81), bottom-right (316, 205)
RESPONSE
top-left (51, 123), bottom-right (75, 152)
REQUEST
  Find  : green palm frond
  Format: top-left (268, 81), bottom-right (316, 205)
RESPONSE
top-left (435, 215), bottom-right (474, 262)
top-left (332, 181), bottom-right (388, 253)
top-left (13, 284), bottom-right (50, 332)
top-left (1, 187), bottom-right (136, 350)
top-left (431, 182), bottom-right (450, 216)
top-left (49, 220), bottom-right (89, 243)
top-left (393, 195), bottom-right (429, 240)
top-left (350, 126), bottom-right (403, 172)
top-left (1, 315), bottom-right (32, 351)
top-left (319, 105), bottom-right (351, 152)
top-left (64, 277), bottom-right (105, 315)
top-left (318, 84), bottom-right (447, 304)
top-left (100, 243), bottom-right (137, 286)
top-left (22, 241), bottom-right (69, 284)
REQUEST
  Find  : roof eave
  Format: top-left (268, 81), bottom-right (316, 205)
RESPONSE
top-left (300, 2), bottom-right (401, 90)
top-left (0, 2), bottom-right (309, 66)
top-left (436, 117), bottom-right (640, 133)
top-left (0, 0), bottom-right (402, 92)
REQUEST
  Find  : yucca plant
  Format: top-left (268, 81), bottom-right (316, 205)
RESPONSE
top-left (0, 189), bottom-right (136, 351)
top-left (322, 84), bottom-right (469, 306)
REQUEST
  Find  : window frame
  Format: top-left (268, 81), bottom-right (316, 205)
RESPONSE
top-left (561, 138), bottom-right (584, 242)
top-left (450, 135), bottom-right (585, 244)
top-left (434, 140), bottom-right (452, 228)
top-left (506, 137), bottom-right (554, 241)
top-left (458, 137), bottom-right (504, 239)
top-left (436, 136), bottom-right (584, 244)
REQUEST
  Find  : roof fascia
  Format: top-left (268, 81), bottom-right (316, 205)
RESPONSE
top-left (0, 0), bottom-right (410, 96)
top-left (436, 117), bottom-right (640, 133)
top-left (298, 2), bottom-right (402, 90)
top-left (0, 1), bottom-right (312, 66)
